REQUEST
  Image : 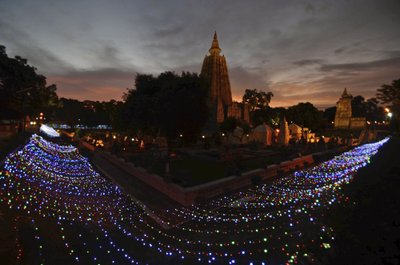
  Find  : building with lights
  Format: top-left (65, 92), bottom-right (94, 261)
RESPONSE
top-left (334, 88), bottom-right (366, 130)
top-left (200, 32), bottom-right (250, 128)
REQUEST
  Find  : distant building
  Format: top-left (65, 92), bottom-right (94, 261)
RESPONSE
top-left (334, 88), bottom-right (366, 130)
top-left (200, 32), bottom-right (250, 128)
top-left (288, 123), bottom-right (309, 141)
top-left (250, 123), bottom-right (273, 146)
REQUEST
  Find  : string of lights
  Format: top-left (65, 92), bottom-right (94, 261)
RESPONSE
top-left (0, 134), bottom-right (389, 264)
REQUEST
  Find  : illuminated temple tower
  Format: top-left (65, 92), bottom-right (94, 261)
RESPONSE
top-left (201, 32), bottom-right (249, 126)
top-left (334, 88), bottom-right (352, 129)
top-left (334, 88), bottom-right (366, 129)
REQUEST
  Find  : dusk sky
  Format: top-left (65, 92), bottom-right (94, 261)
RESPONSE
top-left (1, 0), bottom-right (399, 109)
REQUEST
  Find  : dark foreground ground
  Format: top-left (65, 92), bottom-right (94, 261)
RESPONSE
top-left (321, 136), bottom-right (400, 265)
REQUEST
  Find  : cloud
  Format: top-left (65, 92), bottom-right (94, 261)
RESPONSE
top-left (47, 68), bottom-right (136, 101)
top-left (81, 43), bottom-right (141, 71)
top-left (334, 47), bottom-right (346, 54)
top-left (320, 57), bottom-right (400, 72)
top-left (229, 66), bottom-right (269, 100)
top-left (1, 0), bottom-right (400, 107)
top-left (0, 18), bottom-right (74, 74)
top-left (383, 50), bottom-right (400, 58)
top-left (88, 45), bottom-right (124, 67)
top-left (293, 59), bottom-right (324, 66)
top-left (270, 54), bottom-right (400, 109)
top-left (153, 25), bottom-right (184, 38)
top-left (333, 42), bottom-right (362, 54)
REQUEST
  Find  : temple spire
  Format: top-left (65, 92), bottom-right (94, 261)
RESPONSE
top-left (209, 31), bottom-right (221, 55)
top-left (342, 87), bottom-right (349, 98)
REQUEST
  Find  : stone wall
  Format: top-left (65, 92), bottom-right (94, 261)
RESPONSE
top-left (350, 117), bottom-right (366, 129)
top-left (99, 152), bottom-right (316, 206)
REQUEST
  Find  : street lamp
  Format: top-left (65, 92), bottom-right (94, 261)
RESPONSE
top-left (385, 107), bottom-right (393, 119)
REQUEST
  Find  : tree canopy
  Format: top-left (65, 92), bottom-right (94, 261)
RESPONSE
top-left (242, 88), bottom-right (273, 112)
top-left (377, 78), bottom-right (400, 115)
top-left (286, 102), bottom-right (323, 132)
top-left (241, 88), bottom-right (274, 126)
top-left (54, 98), bottom-right (119, 127)
top-left (0, 45), bottom-right (58, 120)
top-left (323, 106), bottom-right (336, 123)
top-left (118, 71), bottom-right (209, 142)
top-left (351, 96), bottom-right (385, 122)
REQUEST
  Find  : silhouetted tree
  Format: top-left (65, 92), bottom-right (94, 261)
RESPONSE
top-left (377, 78), bottom-right (400, 131)
top-left (242, 89), bottom-right (273, 111)
top-left (0, 45), bottom-right (58, 121)
top-left (122, 72), bottom-right (209, 142)
top-left (266, 107), bottom-right (287, 128)
top-left (321, 106), bottom-right (336, 130)
top-left (242, 89), bottom-right (273, 125)
top-left (219, 117), bottom-right (237, 135)
top-left (377, 78), bottom-right (400, 112)
top-left (286, 102), bottom-right (323, 132)
top-left (364, 97), bottom-right (385, 122)
top-left (351, 95), bottom-right (366, 117)
top-left (110, 101), bottom-right (126, 131)
top-left (54, 98), bottom-right (119, 127)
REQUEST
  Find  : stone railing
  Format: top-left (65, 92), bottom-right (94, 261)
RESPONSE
top-left (98, 151), bottom-right (320, 206)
